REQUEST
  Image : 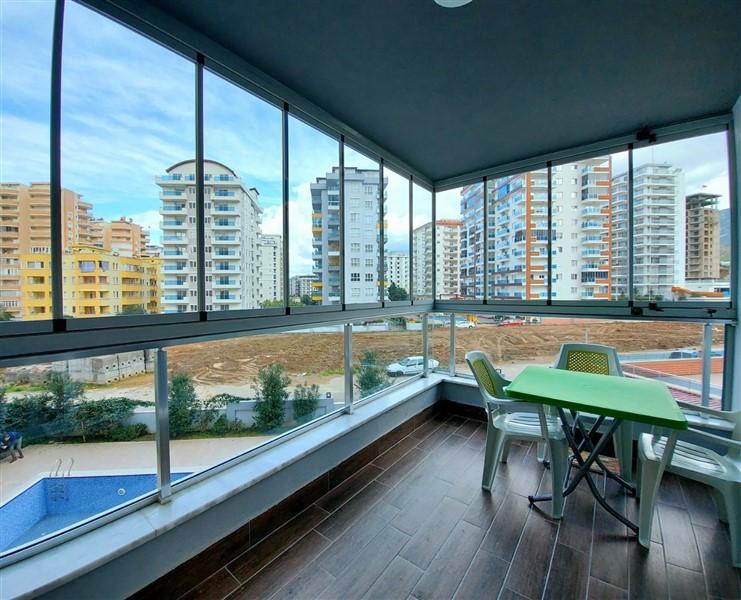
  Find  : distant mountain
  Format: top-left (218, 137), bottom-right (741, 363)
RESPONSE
top-left (720, 207), bottom-right (730, 262)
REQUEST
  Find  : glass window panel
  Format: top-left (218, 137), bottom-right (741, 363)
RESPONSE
top-left (61, 2), bottom-right (195, 317)
top-left (428, 312), bottom-right (451, 371)
top-left (344, 145), bottom-right (381, 304)
top-left (453, 314), bottom-right (722, 407)
top-left (434, 186), bottom-right (466, 299)
top-left (288, 117), bottom-right (339, 307)
top-left (0, 351), bottom-right (156, 556)
top-left (62, 2), bottom-right (197, 318)
top-left (203, 70), bottom-right (283, 311)
top-left (352, 314), bottom-right (424, 400)
top-left (412, 183), bottom-right (433, 301)
top-left (632, 132), bottom-right (730, 302)
top-left (384, 167), bottom-right (410, 301)
top-left (168, 327), bottom-right (345, 481)
top-left (0, 1), bottom-right (54, 322)
top-left (548, 152), bottom-right (627, 301)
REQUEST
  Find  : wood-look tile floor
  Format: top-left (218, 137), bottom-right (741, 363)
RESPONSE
top-left (178, 412), bottom-right (740, 600)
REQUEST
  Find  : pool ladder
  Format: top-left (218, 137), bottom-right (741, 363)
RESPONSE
top-left (48, 458), bottom-right (74, 502)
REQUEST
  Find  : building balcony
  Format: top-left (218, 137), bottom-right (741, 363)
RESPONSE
top-left (214, 235), bottom-right (239, 244)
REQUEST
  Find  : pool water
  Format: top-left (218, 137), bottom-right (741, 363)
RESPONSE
top-left (0, 473), bottom-right (190, 552)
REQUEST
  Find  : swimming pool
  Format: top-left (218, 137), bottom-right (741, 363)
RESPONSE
top-left (0, 472), bottom-right (190, 553)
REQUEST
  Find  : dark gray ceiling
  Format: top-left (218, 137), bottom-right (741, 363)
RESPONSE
top-left (146, 0), bottom-right (740, 181)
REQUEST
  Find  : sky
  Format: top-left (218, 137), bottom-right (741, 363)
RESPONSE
top-left (0, 0), bottom-right (730, 275)
top-left (437, 135), bottom-right (730, 220)
top-left (0, 0), bottom-right (424, 277)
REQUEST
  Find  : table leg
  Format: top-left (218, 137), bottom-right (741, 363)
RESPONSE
top-left (528, 408), bottom-right (639, 533)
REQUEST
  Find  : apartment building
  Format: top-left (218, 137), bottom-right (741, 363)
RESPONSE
top-left (256, 234), bottom-right (283, 306)
top-left (478, 159), bottom-right (612, 301)
top-left (158, 159), bottom-right (264, 313)
top-left (0, 183), bottom-right (159, 319)
top-left (288, 274), bottom-right (315, 300)
top-left (384, 251), bottom-right (409, 293)
top-left (102, 217), bottom-right (151, 257)
top-left (19, 246), bottom-right (161, 318)
top-left (685, 192), bottom-right (721, 280)
top-left (311, 167), bottom-right (385, 304)
top-left (612, 163), bottom-right (685, 299)
top-left (460, 183), bottom-right (485, 298)
top-left (412, 219), bottom-right (461, 299)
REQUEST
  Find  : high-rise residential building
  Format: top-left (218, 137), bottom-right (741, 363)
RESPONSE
top-left (311, 167), bottom-right (385, 304)
top-left (685, 192), bottom-right (721, 280)
top-left (157, 159), bottom-right (265, 313)
top-left (412, 219), bottom-right (461, 299)
top-left (256, 234), bottom-right (283, 306)
top-left (479, 159), bottom-right (612, 301)
top-left (0, 182), bottom-right (156, 319)
top-left (612, 163), bottom-right (685, 299)
top-left (460, 183), bottom-right (485, 298)
top-left (289, 275), bottom-right (315, 300)
top-left (101, 217), bottom-right (151, 258)
top-left (384, 251), bottom-right (409, 293)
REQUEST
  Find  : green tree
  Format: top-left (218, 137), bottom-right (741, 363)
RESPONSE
top-left (45, 371), bottom-right (85, 437)
top-left (168, 372), bottom-right (198, 437)
top-left (259, 299), bottom-right (283, 309)
top-left (356, 351), bottom-right (388, 396)
top-left (293, 383), bottom-right (319, 423)
top-left (253, 364), bottom-right (290, 431)
top-left (301, 295), bottom-right (317, 306)
top-left (387, 282), bottom-right (409, 301)
top-left (0, 310), bottom-right (12, 321)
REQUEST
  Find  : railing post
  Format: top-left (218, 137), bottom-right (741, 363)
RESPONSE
top-left (154, 348), bottom-right (172, 503)
top-left (449, 312), bottom-right (456, 377)
top-left (702, 322), bottom-right (713, 407)
top-left (422, 313), bottom-right (429, 377)
top-left (344, 323), bottom-right (353, 413)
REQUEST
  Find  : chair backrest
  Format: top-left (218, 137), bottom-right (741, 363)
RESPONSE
top-left (465, 351), bottom-right (512, 417)
top-left (553, 343), bottom-right (623, 377)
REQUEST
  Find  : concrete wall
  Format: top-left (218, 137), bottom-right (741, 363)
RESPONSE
top-left (51, 350), bottom-right (155, 384)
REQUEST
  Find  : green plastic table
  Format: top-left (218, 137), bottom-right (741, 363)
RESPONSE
top-left (505, 365), bottom-right (688, 544)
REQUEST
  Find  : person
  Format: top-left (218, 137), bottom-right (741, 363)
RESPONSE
top-left (1, 431), bottom-right (24, 462)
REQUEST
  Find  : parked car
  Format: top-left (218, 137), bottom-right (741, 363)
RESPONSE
top-left (386, 356), bottom-right (440, 376)
top-left (454, 318), bottom-right (476, 329)
top-left (669, 349), bottom-right (699, 359)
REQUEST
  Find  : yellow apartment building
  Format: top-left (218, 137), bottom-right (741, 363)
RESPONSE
top-left (0, 183), bottom-right (160, 319)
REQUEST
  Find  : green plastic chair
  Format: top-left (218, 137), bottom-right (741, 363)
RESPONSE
top-left (465, 351), bottom-right (569, 518)
top-left (553, 343), bottom-right (633, 484)
top-left (637, 402), bottom-right (741, 564)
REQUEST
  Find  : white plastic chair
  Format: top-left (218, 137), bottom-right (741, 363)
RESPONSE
top-left (553, 343), bottom-right (633, 484)
top-left (465, 351), bottom-right (569, 518)
top-left (637, 402), bottom-right (741, 565)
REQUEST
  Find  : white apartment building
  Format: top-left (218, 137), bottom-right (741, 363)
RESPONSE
top-left (311, 167), bottom-right (385, 304)
top-left (384, 251), bottom-right (409, 293)
top-left (256, 234), bottom-right (283, 306)
top-left (412, 219), bottom-right (461, 299)
top-left (612, 163), bottom-right (685, 299)
top-left (157, 160), bottom-right (265, 313)
top-left (289, 274), bottom-right (315, 300)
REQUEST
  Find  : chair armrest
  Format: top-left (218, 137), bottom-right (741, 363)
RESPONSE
top-left (485, 398), bottom-right (542, 414)
top-left (686, 427), bottom-right (741, 450)
top-left (676, 400), bottom-right (729, 419)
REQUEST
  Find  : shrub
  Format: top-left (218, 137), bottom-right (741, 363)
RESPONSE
top-left (253, 364), bottom-right (289, 432)
top-left (109, 423), bottom-right (148, 441)
top-left (293, 383), bottom-right (319, 423)
top-left (45, 371), bottom-right (85, 438)
top-left (168, 372), bottom-right (198, 437)
top-left (211, 414), bottom-right (247, 435)
top-left (4, 394), bottom-right (54, 442)
top-left (74, 397), bottom-right (141, 442)
top-left (356, 351), bottom-right (388, 396)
